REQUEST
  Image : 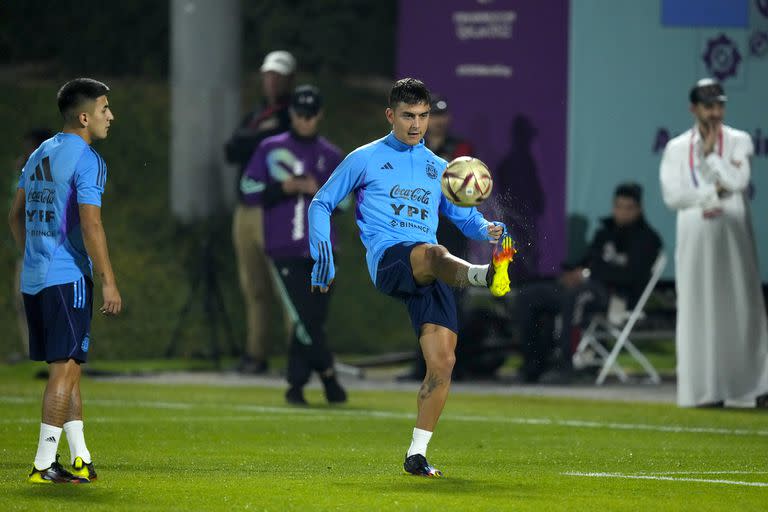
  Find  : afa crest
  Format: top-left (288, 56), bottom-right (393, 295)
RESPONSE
top-left (426, 162), bottom-right (437, 179)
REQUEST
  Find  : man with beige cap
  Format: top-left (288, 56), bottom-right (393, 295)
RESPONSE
top-left (225, 50), bottom-right (296, 374)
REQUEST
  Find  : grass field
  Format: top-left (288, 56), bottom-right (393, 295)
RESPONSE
top-left (0, 363), bottom-right (766, 511)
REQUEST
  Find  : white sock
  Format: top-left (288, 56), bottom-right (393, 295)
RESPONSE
top-left (467, 264), bottom-right (489, 287)
top-left (63, 420), bottom-right (91, 464)
top-left (34, 423), bottom-right (62, 470)
top-left (407, 427), bottom-right (433, 457)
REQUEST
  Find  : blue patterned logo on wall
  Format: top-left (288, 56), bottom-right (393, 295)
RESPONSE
top-left (757, 0), bottom-right (768, 19)
top-left (750, 31), bottom-right (768, 57)
top-left (703, 34), bottom-right (741, 81)
top-left (81, 335), bottom-right (90, 352)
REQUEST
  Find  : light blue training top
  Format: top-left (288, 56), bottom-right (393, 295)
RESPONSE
top-left (308, 132), bottom-right (491, 285)
top-left (18, 133), bottom-right (106, 294)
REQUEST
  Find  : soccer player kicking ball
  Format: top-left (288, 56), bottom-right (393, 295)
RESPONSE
top-left (8, 78), bottom-right (122, 483)
top-left (308, 78), bottom-right (514, 477)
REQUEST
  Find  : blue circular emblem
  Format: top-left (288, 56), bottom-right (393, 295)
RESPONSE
top-left (703, 34), bottom-right (742, 82)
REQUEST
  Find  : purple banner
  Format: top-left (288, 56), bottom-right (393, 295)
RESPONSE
top-left (397, 0), bottom-right (569, 278)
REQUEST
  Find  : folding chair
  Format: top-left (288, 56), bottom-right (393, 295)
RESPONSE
top-left (572, 252), bottom-right (667, 385)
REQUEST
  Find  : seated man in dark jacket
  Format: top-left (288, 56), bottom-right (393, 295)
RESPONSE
top-left (515, 183), bottom-right (662, 383)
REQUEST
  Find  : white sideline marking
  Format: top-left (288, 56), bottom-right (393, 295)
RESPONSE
top-left (563, 471), bottom-right (768, 488)
top-left (650, 470), bottom-right (768, 475)
top-left (1, 395), bottom-right (767, 438)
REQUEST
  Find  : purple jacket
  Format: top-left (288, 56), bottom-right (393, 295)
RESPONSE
top-left (241, 131), bottom-right (345, 258)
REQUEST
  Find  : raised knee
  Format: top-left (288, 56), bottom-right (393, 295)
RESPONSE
top-left (424, 244), bottom-right (449, 266)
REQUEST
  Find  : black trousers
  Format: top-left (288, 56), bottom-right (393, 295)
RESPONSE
top-left (515, 279), bottom-right (609, 380)
top-left (272, 257), bottom-right (335, 387)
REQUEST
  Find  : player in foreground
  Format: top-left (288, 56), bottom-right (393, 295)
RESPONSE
top-left (8, 78), bottom-right (122, 483)
top-left (308, 78), bottom-right (514, 477)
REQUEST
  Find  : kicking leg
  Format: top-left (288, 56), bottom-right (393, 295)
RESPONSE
top-left (410, 240), bottom-right (515, 297)
top-left (410, 243), bottom-right (473, 287)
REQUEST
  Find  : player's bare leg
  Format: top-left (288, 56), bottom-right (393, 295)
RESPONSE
top-left (415, 324), bottom-right (456, 431)
top-left (410, 243), bottom-right (472, 287)
top-left (29, 359), bottom-right (89, 483)
top-left (42, 360), bottom-right (80, 427)
top-left (62, 369), bottom-right (96, 480)
top-left (66, 372), bottom-right (82, 421)
top-left (403, 323), bottom-right (455, 477)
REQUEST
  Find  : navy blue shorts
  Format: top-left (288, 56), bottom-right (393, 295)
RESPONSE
top-left (375, 242), bottom-right (458, 336)
top-left (23, 277), bottom-right (93, 363)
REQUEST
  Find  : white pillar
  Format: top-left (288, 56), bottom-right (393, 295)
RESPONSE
top-left (170, 0), bottom-right (241, 222)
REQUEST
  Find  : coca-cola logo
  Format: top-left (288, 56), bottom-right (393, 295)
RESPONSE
top-left (389, 185), bottom-right (431, 204)
top-left (27, 188), bottom-right (55, 204)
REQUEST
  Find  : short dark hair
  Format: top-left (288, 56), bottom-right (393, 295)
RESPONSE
top-left (389, 78), bottom-right (430, 108)
top-left (614, 182), bottom-right (643, 204)
top-left (57, 78), bottom-right (110, 122)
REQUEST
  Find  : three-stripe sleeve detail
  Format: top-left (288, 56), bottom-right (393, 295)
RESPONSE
top-left (318, 241), bottom-right (330, 284)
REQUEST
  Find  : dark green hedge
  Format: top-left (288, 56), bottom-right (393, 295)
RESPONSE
top-left (0, 77), bottom-right (413, 360)
top-left (0, 1), bottom-right (395, 78)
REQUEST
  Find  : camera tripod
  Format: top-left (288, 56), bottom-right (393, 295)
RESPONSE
top-left (165, 231), bottom-right (239, 366)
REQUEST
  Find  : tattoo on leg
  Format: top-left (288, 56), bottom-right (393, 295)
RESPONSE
top-left (418, 372), bottom-right (444, 400)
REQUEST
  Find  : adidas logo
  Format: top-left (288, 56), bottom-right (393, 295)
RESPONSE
top-left (380, 162), bottom-right (394, 170)
top-left (44, 436), bottom-right (57, 443)
top-left (29, 156), bottom-right (53, 182)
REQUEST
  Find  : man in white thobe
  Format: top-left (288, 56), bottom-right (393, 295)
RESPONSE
top-left (660, 78), bottom-right (768, 408)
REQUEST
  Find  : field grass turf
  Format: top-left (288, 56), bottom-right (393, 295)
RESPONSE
top-left (0, 362), bottom-right (766, 511)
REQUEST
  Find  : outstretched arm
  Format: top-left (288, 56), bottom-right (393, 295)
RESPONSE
top-left (438, 195), bottom-right (505, 243)
top-left (308, 150), bottom-right (366, 292)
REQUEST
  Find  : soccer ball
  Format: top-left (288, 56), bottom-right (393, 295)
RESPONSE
top-left (440, 156), bottom-right (493, 207)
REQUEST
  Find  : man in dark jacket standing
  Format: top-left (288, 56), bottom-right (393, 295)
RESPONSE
top-left (226, 50), bottom-right (295, 373)
top-left (515, 183), bottom-right (662, 383)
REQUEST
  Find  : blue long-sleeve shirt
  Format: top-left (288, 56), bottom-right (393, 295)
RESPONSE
top-left (308, 132), bottom-right (491, 284)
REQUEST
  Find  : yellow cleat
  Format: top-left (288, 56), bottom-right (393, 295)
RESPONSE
top-left (28, 454), bottom-right (89, 484)
top-left (70, 456), bottom-right (97, 481)
top-left (488, 235), bottom-right (516, 297)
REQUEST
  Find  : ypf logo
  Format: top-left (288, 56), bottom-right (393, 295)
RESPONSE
top-left (703, 34), bottom-right (741, 81)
